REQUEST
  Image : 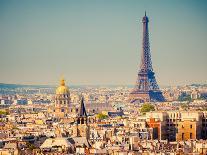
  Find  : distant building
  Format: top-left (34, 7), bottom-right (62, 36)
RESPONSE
top-left (14, 99), bottom-right (27, 105)
top-left (0, 99), bottom-right (12, 105)
top-left (86, 101), bottom-right (113, 114)
top-left (191, 89), bottom-right (201, 100)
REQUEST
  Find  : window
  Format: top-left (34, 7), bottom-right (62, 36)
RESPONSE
top-left (61, 109), bottom-right (64, 112)
top-left (182, 133), bottom-right (184, 140)
top-left (190, 124), bottom-right (192, 128)
top-left (190, 133), bottom-right (192, 139)
top-left (182, 125), bottom-right (184, 128)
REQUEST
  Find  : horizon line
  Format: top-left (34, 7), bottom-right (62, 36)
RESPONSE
top-left (0, 82), bottom-right (206, 87)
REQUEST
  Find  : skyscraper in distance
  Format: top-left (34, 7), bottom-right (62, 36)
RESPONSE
top-left (129, 12), bottom-right (165, 103)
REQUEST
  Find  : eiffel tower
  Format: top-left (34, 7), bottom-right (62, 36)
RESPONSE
top-left (129, 12), bottom-right (165, 103)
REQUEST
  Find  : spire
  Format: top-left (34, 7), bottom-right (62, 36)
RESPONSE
top-left (60, 76), bottom-right (65, 86)
top-left (60, 79), bottom-right (65, 86)
top-left (140, 12), bottom-right (152, 71)
top-left (145, 11), bottom-right (146, 16)
top-left (79, 97), bottom-right (87, 117)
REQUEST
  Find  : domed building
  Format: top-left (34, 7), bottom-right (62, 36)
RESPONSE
top-left (56, 78), bottom-right (70, 95)
top-left (53, 78), bottom-right (71, 118)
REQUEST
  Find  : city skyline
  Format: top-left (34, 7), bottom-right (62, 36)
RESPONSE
top-left (0, 0), bottom-right (207, 86)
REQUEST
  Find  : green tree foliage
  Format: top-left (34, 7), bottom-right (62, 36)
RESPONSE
top-left (12, 126), bottom-right (20, 130)
top-left (96, 113), bottom-right (108, 120)
top-left (180, 103), bottom-right (189, 110)
top-left (26, 142), bottom-right (36, 150)
top-left (0, 110), bottom-right (8, 115)
top-left (178, 93), bottom-right (191, 101)
top-left (140, 103), bottom-right (155, 113)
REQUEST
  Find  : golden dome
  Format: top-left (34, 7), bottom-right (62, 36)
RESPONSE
top-left (56, 78), bottom-right (70, 94)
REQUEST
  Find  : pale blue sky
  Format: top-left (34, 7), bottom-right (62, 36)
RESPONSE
top-left (0, 0), bottom-right (207, 86)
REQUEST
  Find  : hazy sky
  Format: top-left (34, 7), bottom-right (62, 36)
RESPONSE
top-left (0, 0), bottom-right (207, 86)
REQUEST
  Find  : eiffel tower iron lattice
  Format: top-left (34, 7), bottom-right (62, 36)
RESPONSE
top-left (129, 12), bottom-right (165, 103)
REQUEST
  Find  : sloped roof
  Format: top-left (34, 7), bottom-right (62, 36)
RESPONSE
top-left (68, 137), bottom-right (90, 148)
top-left (4, 142), bottom-right (17, 149)
top-left (40, 137), bottom-right (73, 149)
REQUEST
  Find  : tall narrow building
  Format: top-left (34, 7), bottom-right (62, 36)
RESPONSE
top-left (129, 13), bottom-right (165, 103)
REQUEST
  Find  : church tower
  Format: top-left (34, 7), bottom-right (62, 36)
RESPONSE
top-left (73, 97), bottom-right (89, 138)
top-left (54, 78), bottom-right (71, 118)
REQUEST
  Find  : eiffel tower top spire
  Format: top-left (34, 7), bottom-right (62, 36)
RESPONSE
top-left (140, 12), bottom-right (152, 72)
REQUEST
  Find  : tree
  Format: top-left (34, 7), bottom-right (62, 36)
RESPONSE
top-left (140, 103), bottom-right (155, 114)
top-left (26, 142), bottom-right (36, 150)
top-left (0, 110), bottom-right (8, 115)
top-left (178, 93), bottom-right (191, 102)
top-left (180, 103), bottom-right (188, 110)
top-left (96, 113), bottom-right (108, 120)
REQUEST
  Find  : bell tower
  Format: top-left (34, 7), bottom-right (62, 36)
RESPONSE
top-left (73, 97), bottom-right (90, 138)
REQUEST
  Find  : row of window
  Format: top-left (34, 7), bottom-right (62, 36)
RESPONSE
top-left (181, 124), bottom-right (193, 129)
top-left (168, 113), bottom-right (181, 118)
top-left (166, 119), bottom-right (182, 122)
top-left (56, 94), bottom-right (70, 99)
top-left (56, 100), bottom-right (69, 105)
